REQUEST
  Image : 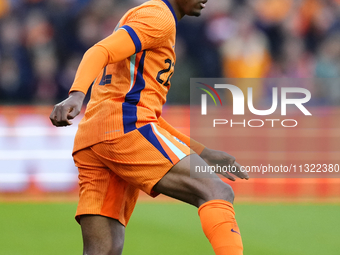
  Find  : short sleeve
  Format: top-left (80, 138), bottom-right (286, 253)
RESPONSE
top-left (119, 4), bottom-right (176, 52)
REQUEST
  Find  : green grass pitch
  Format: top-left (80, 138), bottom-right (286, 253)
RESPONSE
top-left (0, 202), bottom-right (339, 255)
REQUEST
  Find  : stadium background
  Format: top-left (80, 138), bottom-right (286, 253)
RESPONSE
top-left (1, 0), bottom-right (340, 254)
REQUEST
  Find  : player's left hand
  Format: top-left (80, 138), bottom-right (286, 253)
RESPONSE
top-left (200, 148), bottom-right (249, 181)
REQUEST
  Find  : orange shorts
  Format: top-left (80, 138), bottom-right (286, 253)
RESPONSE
top-left (73, 123), bottom-right (192, 226)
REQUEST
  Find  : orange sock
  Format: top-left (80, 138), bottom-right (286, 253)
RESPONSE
top-left (198, 200), bottom-right (243, 255)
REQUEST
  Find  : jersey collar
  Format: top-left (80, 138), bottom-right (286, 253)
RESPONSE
top-left (162, 0), bottom-right (178, 26)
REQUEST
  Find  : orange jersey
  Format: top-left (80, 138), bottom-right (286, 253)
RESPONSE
top-left (72, 0), bottom-right (178, 153)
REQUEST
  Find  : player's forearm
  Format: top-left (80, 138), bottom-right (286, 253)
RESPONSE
top-left (69, 46), bottom-right (109, 95)
top-left (158, 117), bottom-right (205, 155)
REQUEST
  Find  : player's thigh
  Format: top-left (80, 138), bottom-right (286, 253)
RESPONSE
top-left (91, 123), bottom-right (193, 197)
top-left (80, 215), bottom-right (125, 255)
top-left (73, 148), bottom-right (139, 227)
top-left (153, 153), bottom-right (234, 207)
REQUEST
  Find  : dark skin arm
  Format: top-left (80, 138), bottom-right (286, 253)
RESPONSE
top-left (49, 91), bottom-right (85, 127)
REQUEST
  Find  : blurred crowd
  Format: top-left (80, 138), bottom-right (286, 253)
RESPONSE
top-left (1, 0), bottom-right (340, 104)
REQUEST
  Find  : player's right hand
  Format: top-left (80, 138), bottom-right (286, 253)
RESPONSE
top-left (49, 91), bottom-right (85, 127)
top-left (200, 148), bottom-right (249, 181)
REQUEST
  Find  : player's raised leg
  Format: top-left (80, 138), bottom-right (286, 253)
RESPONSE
top-left (153, 154), bottom-right (244, 255)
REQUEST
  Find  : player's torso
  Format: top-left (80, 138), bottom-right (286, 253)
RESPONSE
top-left (76, 0), bottom-right (177, 148)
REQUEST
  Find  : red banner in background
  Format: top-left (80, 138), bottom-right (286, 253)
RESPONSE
top-left (0, 106), bottom-right (339, 202)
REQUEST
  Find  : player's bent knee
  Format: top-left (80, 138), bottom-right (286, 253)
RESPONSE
top-left (200, 181), bottom-right (234, 206)
top-left (219, 182), bottom-right (235, 203)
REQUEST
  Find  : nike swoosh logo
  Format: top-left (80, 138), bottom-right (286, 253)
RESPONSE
top-left (231, 228), bottom-right (240, 235)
